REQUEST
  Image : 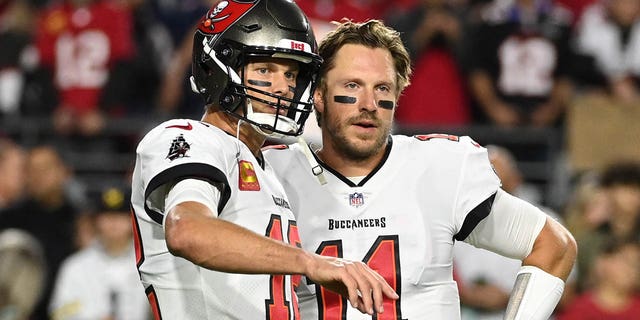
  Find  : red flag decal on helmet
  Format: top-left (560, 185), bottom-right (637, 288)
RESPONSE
top-left (199, 0), bottom-right (257, 34)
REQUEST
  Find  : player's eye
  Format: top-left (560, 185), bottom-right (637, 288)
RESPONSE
top-left (378, 85), bottom-right (390, 92)
top-left (345, 82), bottom-right (358, 90)
top-left (285, 71), bottom-right (297, 81)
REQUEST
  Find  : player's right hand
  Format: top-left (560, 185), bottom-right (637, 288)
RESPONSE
top-left (305, 254), bottom-right (399, 315)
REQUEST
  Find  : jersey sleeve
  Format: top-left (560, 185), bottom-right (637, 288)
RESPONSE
top-left (464, 189), bottom-right (547, 259)
top-left (163, 178), bottom-right (222, 222)
top-left (135, 121), bottom-right (232, 225)
top-left (451, 136), bottom-right (502, 241)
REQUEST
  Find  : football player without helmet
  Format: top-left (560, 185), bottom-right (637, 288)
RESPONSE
top-left (263, 19), bottom-right (577, 320)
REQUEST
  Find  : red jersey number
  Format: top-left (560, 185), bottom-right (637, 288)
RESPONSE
top-left (265, 215), bottom-right (300, 320)
top-left (414, 134), bottom-right (481, 148)
top-left (314, 235), bottom-right (402, 320)
top-left (413, 134), bottom-right (459, 142)
top-left (55, 31), bottom-right (111, 89)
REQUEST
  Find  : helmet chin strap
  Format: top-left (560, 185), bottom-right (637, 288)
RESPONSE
top-left (245, 99), bottom-right (299, 139)
top-left (235, 118), bottom-right (242, 160)
top-left (297, 135), bottom-right (327, 185)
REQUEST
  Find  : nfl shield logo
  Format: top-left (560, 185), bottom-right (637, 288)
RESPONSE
top-left (349, 192), bottom-right (364, 207)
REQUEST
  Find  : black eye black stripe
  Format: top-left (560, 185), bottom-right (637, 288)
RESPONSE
top-left (378, 100), bottom-right (394, 110)
top-left (334, 95), bottom-right (394, 109)
top-left (248, 79), bottom-right (271, 87)
top-left (334, 95), bottom-right (357, 104)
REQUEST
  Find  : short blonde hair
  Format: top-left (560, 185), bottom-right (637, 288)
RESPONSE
top-left (318, 19), bottom-right (412, 95)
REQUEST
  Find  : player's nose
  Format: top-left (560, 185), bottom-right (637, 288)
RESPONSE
top-left (359, 89), bottom-right (377, 112)
top-left (271, 73), bottom-right (292, 98)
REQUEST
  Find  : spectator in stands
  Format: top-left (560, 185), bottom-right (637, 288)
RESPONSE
top-left (49, 185), bottom-right (149, 320)
top-left (155, 24), bottom-right (202, 119)
top-left (150, 0), bottom-right (209, 47)
top-left (575, 161), bottom-right (640, 292)
top-left (0, 229), bottom-right (46, 320)
top-left (574, 0), bottom-right (640, 103)
top-left (467, 0), bottom-right (574, 128)
top-left (487, 144), bottom-right (544, 204)
top-left (102, 0), bottom-right (170, 117)
top-left (454, 243), bottom-right (519, 320)
top-left (296, 0), bottom-right (414, 40)
top-left (556, 0), bottom-right (597, 22)
top-left (564, 172), bottom-right (610, 242)
top-left (558, 239), bottom-right (640, 319)
top-left (0, 0), bottom-right (41, 119)
top-left (34, 0), bottom-right (136, 136)
top-left (387, 0), bottom-right (471, 129)
top-left (0, 138), bottom-right (25, 210)
top-left (0, 145), bottom-right (88, 320)
top-left (155, 0), bottom-right (214, 119)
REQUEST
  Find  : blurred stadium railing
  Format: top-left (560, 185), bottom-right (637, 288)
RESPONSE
top-left (3, 116), bottom-right (563, 205)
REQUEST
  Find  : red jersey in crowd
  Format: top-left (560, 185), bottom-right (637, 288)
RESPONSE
top-left (558, 293), bottom-right (640, 320)
top-left (36, 0), bottom-right (134, 113)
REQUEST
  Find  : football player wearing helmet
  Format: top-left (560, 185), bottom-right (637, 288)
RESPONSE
top-left (130, 1), bottom-right (397, 319)
top-left (264, 20), bottom-right (577, 320)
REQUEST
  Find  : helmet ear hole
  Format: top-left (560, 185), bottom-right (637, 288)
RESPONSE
top-left (216, 43), bottom-right (237, 66)
top-left (219, 87), bottom-right (241, 112)
top-left (199, 62), bottom-right (213, 76)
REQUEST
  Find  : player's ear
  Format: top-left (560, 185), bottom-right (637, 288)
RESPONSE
top-left (314, 88), bottom-right (325, 113)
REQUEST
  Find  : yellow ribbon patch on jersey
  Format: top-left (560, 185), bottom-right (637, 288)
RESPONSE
top-left (238, 160), bottom-right (260, 191)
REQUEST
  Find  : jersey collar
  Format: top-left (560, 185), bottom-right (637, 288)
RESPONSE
top-left (312, 135), bottom-right (393, 187)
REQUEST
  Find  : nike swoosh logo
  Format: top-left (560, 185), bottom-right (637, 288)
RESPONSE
top-left (165, 123), bottom-right (193, 130)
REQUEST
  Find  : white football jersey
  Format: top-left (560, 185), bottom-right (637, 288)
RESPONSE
top-left (131, 119), bottom-right (301, 320)
top-left (264, 134), bottom-right (501, 320)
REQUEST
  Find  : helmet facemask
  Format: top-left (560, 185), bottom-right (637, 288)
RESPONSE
top-left (233, 50), bottom-right (318, 138)
top-left (190, 0), bottom-right (322, 138)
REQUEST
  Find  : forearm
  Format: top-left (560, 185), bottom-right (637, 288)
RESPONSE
top-left (538, 78), bottom-right (572, 118)
top-left (548, 78), bottom-right (573, 109)
top-left (469, 70), bottom-right (501, 110)
top-left (166, 201), bottom-right (312, 275)
top-left (504, 218), bottom-right (577, 320)
top-left (165, 201), bottom-right (399, 316)
top-left (522, 217), bottom-right (577, 281)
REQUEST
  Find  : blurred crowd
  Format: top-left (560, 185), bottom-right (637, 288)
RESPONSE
top-left (1, 0), bottom-right (640, 319)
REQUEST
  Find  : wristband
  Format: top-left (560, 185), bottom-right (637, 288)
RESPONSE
top-left (504, 265), bottom-right (564, 320)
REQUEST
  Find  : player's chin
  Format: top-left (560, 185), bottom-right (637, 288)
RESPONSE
top-left (343, 140), bottom-right (379, 159)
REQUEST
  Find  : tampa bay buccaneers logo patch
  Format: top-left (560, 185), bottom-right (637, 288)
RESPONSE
top-left (166, 134), bottom-right (191, 161)
top-left (198, 0), bottom-right (257, 35)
